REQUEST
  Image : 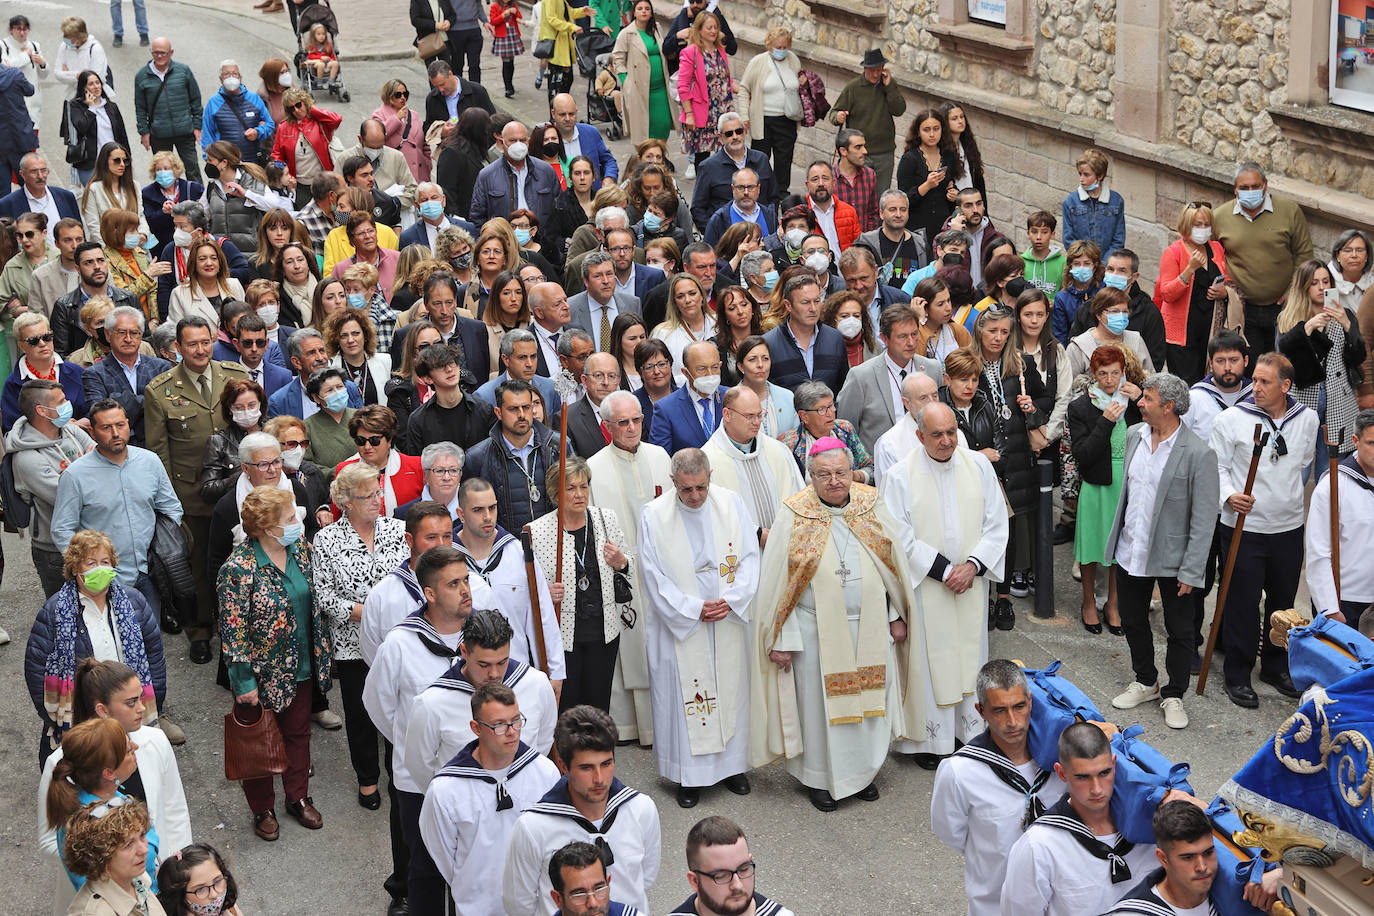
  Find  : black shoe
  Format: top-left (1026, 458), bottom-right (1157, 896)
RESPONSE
top-left (1107, 623), bottom-right (1124, 637)
top-left (1223, 682), bottom-right (1259, 709)
top-left (856, 782), bottom-right (879, 801)
top-left (112, 35), bottom-right (123, 48)
top-left (675, 785), bottom-right (699, 808)
top-left (504, 87), bottom-right (515, 98)
top-left (1026, 569), bottom-right (1036, 595)
top-left (189, 640), bottom-right (212, 664)
top-left (161, 611), bottom-right (182, 634)
top-left (387, 900), bottom-right (410, 916)
top-left (1259, 670), bottom-right (1300, 699)
top-left (722, 773), bottom-right (750, 795)
top-left (1191, 651), bottom-right (1202, 675)
top-left (988, 599), bottom-right (997, 632)
top-left (1081, 618), bottom-right (1103, 635)
top-left (994, 598), bottom-right (1015, 631)
top-left (358, 787), bottom-right (382, 810)
top-left (139, 34), bottom-right (150, 46)
top-left (1009, 570), bottom-right (1030, 598)
top-left (1053, 522), bottom-right (1075, 545)
top-left (909, 752), bottom-right (942, 770)
top-left (808, 788), bottom-right (838, 812)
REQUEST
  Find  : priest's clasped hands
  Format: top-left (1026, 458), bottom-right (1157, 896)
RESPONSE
top-left (700, 599), bottom-right (732, 622)
top-left (944, 561), bottom-right (979, 594)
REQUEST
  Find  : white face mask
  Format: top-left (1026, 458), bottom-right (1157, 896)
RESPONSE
top-left (231, 407), bottom-right (262, 428)
top-left (278, 71), bottom-right (293, 88)
top-left (805, 252), bottom-right (830, 273)
top-left (836, 315), bottom-right (863, 339)
top-left (173, 228), bottom-right (194, 248)
top-left (222, 76), bottom-right (241, 93)
top-left (784, 228), bottom-right (807, 249)
top-left (692, 374), bottom-right (721, 397)
top-left (1190, 226), bottom-right (1212, 245)
top-left (506, 141), bottom-right (528, 162)
top-left (256, 305), bottom-right (279, 327)
top-left (281, 445), bottom-right (304, 470)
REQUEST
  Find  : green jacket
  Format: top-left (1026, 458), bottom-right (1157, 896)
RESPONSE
top-left (827, 76), bottom-right (907, 155)
top-left (133, 60), bottom-right (204, 138)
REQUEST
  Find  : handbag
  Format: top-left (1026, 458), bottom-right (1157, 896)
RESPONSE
top-left (223, 701), bottom-right (288, 781)
top-left (532, 38), bottom-right (556, 59)
top-left (417, 30), bottom-right (449, 60)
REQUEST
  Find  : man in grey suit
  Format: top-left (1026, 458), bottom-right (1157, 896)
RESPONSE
top-left (836, 303), bottom-right (940, 455)
top-left (1104, 372), bottom-right (1220, 732)
top-left (567, 251), bottom-right (640, 353)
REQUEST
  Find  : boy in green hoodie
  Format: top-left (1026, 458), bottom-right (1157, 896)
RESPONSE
top-left (1021, 210), bottom-right (1067, 298)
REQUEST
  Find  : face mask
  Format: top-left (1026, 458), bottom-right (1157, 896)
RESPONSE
top-left (805, 252), bottom-right (830, 273)
top-left (324, 389), bottom-right (350, 412)
top-left (514, 228), bottom-right (531, 245)
top-left (173, 350), bottom-right (183, 364)
top-left (82, 565), bottom-right (118, 593)
top-left (1237, 188), bottom-right (1264, 209)
top-left (222, 77), bottom-right (241, 93)
top-left (63, 38), bottom-right (75, 49)
top-left (155, 169), bottom-right (175, 188)
top-left (363, 146), bottom-right (382, 162)
top-left (540, 141), bottom-right (561, 159)
top-left (770, 48), bottom-right (787, 61)
top-left (692, 374), bottom-right (721, 397)
top-left (256, 304), bottom-right (278, 327)
top-left (1082, 181), bottom-right (1099, 192)
top-left (232, 407), bottom-right (262, 428)
top-left (837, 315), bottom-right (863, 339)
top-left (347, 292), bottom-right (366, 308)
top-left (278, 71), bottom-right (293, 88)
top-left (762, 269), bottom-right (778, 290)
top-left (173, 228), bottom-right (194, 248)
top-left (204, 163), bottom-right (220, 180)
top-left (121, 233), bottom-right (141, 250)
top-left (1105, 313), bottom-right (1130, 335)
top-left (941, 251), bottom-right (964, 266)
top-left (277, 522), bottom-right (304, 546)
top-left (186, 892), bottom-right (227, 916)
top-left (452, 252), bottom-right (472, 270)
top-left (1190, 226), bottom-right (1212, 245)
top-left (333, 207), bottom-right (349, 227)
top-left (1070, 266), bottom-right (1094, 284)
top-left (642, 212), bottom-right (662, 233)
top-left (281, 445), bottom-right (304, 470)
top-left (48, 401), bottom-right (74, 428)
top-left (418, 200), bottom-right (444, 221)
top-left (506, 141), bottom-right (528, 162)
top-left (784, 228), bottom-right (807, 249)
top-left (1102, 273), bottom-right (1129, 291)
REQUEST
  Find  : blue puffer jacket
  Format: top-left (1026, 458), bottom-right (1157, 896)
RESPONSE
top-left (201, 87), bottom-right (275, 161)
top-left (460, 421), bottom-right (570, 535)
top-left (23, 583), bottom-right (167, 731)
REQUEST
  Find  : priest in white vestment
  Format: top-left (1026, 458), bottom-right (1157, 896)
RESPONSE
top-left (700, 386), bottom-right (804, 535)
top-left (587, 390), bottom-right (673, 746)
top-left (881, 403), bottom-right (1008, 765)
top-left (874, 373), bottom-right (967, 483)
top-left (751, 437), bottom-right (913, 811)
top-left (638, 447), bottom-right (760, 808)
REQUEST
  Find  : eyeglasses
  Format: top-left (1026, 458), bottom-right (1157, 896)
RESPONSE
top-left (238, 338), bottom-right (267, 348)
top-left (606, 245), bottom-right (634, 254)
top-left (353, 434), bottom-right (387, 447)
top-left (800, 403), bottom-right (836, 415)
top-left (586, 372), bottom-right (620, 383)
top-left (693, 861), bottom-right (756, 885)
top-left (811, 470), bottom-right (850, 483)
top-left (721, 128), bottom-right (745, 138)
top-left (727, 409), bottom-right (762, 423)
top-left (112, 328), bottom-right (142, 339)
top-left (278, 438), bottom-right (309, 450)
top-left (612, 416), bottom-right (643, 428)
top-left (247, 457), bottom-right (284, 471)
top-left (23, 332), bottom-right (54, 346)
top-left (187, 875), bottom-right (227, 903)
top-left (428, 467), bottom-right (461, 477)
top-left (476, 714), bottom-right (526, 735)
top-left (354, 489), bottom-right (383, 502)
top-left (522, 273), bottom-right (546, 284)
top-left (641, 359), bottom-right (670, 372)
top-left (566, 883), bottom-right (611, 905)
top-left (89, 796), bottom-right (131, 819)
top-left (392, 90), bottom-right (409, 99)
top-left (732, 183), bottom-right (758, 191)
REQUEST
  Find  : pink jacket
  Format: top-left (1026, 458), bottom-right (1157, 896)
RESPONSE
top-left (1153, 238), bottom-right (1229, 346)
top-left (370, 104), bottom-right (432, 182)
top-left (677, 43), bottom-right (732, 127)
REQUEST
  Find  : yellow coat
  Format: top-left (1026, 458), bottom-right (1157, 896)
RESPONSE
top-left (539, 0), bottom-right (593, 68)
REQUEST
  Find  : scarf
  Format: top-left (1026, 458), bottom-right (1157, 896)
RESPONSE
top-left (954, 730), bottom-right (1052, 829)
top-left (1036, 795), bottom-right (1136, 884)
top-left (44, 581), bottom-right (156, 737)
top-left (1088, 383), bottom-right (1129, 411)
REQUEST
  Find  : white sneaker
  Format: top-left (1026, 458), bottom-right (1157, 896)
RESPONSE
top-left (1161, 697), bottom-right (1189, 729)
top-left (685, 161), bottom-right (696, 179)
top-left (0, 625), bottom-right (9, 645)
top-left (1111, 681), bottom-right (1161, 710)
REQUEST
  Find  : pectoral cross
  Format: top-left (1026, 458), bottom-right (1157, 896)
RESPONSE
top-left (719, 554), bottom-right (739, 584)
top-left (835, 556), bottom-right (853, 586)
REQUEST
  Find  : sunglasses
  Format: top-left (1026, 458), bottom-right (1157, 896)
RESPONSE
top-left (1188, 200), bottom-right (1213, 209)
top-left (23, 332), bottom-right (54, 346)
top-left (721, 128), bottom-right (745, 138)
top-left (238, 338), bottom-right (267, 348)
top-left (392, 90), bottom-right (409, 99)
top-left (353, 434), bottom-right (386, 447)
top-left (278, 438), bottom-right (310, 450)
top-left (89, 796), bottom-right (131, 819)
top-left (17, 230), bottom-right (40, 239)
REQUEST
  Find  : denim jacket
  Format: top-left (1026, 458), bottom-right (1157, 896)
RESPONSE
top-left (1061, 186), bottom-right (1125, 258)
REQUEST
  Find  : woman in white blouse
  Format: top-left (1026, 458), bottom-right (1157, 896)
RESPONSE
top-left (80, 142), bottom-right (149, 246)
top-left (311, 462), bottom-right (408, 810)
top-left (53, 17), bottom-right (110, 100)
top-left (733, 28), bottom-right (803, 197)
top-left (324, 306), bottom-right (392, 405)
top-left (650, 273), bottom-right (716, 386)
top-left (167, 238), bottom-right (244, 325)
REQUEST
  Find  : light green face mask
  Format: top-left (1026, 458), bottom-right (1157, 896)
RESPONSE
top-left (83, 565), bottom-right (118, 593)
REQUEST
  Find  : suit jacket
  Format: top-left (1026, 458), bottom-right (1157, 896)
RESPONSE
top-left (570, 122), bottom-right (618, 182)
top-left (144, 360), bottom-right (251, 515)
top-left (567, 289), bottom-right (641, 347)
top-left (233, 359), bottom-right (294, 399)
top-left (0, 186), bottom-right (79, 222)
top-left (397, 215), bottom-right (477, 251)
top-left (763, 321), bottom-right (849, 393)
top-left (1104, 422), bottom-right (1220, 586)
top-left (388, 317), bottom-right (490, 382)
top-left (267, 376), bottom-right (363, 419)
top-left (835, 352), bottom-right (942, 455)
top-left (647, 384), bottom-right (721, 454)
top-left (81, 353), bottom-right (174, 446)
top-left (422, 79), bottom-right (496, 133)
top-left (566, 397), bottom-right (608, 458)
top-left (625, 262), bottom-right (666, 302)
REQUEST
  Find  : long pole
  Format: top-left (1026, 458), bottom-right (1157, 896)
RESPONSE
top-left (520, 525), bottom-right (550, 674)
top-left (1325, 424), bottom-right (1343, 606)
top-left (554, 390), bottom-right (569, 618)
top-left (1197, 423), bottom-right (1267, 695)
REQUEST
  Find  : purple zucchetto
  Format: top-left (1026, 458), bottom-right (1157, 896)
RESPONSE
top-left (808, 436), bottom-right (847, 457)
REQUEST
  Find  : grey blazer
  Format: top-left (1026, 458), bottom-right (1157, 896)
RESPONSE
top-left (835, 352), bottom-right (943, 455)
top-left (567, 289), bottom-right (642, 348)
top-left (1104, 422), bottom-right (1219, 586)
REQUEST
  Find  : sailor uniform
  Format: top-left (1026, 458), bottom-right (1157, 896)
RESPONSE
top-left (502, 777), bottom-right (661, 916)
top-left (402, 658), bottom-right (558, 788)
top-left (1102, 867), bottom-right (1220, 915)
top-left (1183, 375), bottom-right (1252, 445)
top-left (359, 558), bottom-right (494, 666)
top-left (456, 528), bottom-right (566, 680)
top-left (1306, 456), bottom-right (1374, 626)
top-left (667, 893), bottom-right (795, 916)
top-left (418, 740), bottom-right (561, 916)
top-left (931, 731), bottom-right (1064, 916)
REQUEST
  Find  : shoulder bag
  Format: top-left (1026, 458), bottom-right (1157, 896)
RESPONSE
top-left (532, 0), bottom-right (561, 59)
top-left (417, 30), bottom-right (449, 60)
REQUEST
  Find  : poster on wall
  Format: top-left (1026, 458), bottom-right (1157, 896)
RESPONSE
top-left (1330, 0), bottom-right (1374, 113)
top-left (968, 0), bottom-right (1008, 27)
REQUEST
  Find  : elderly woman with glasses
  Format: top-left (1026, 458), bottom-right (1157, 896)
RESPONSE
top-left (780, 380), bottom-right (872, 483)
top-left (1, 311), bottom-right (87, 432)
top-left (399, 441), bottom-right (464, 519)
top-left (334, 404), bottom-right (423, 516)
top-left (312, 462), bottom-right (408, 809)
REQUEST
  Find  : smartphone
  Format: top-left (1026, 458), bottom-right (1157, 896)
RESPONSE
top-left (1210, 275), bottom-right (1226, 287)
top-left (1324, 288), bottom-right (1341, 311)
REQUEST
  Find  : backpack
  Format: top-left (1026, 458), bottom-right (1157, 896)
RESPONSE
top-left (0, 451), bottom-right (32, 531)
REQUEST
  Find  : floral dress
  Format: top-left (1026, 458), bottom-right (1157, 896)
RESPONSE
top-left (683, 49), bottom-right (734, 156)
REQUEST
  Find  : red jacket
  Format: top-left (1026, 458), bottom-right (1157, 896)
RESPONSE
top-left (270, 107), bottom-right (343, 176)
top-left (809, 195), bottom-right (860, 251)
top-left (489, 2), bottom-right (521, 37)
top-left (1153, 238), bottom-right (1229, 346)
top-left (334, 451), bottom-right (424, 517)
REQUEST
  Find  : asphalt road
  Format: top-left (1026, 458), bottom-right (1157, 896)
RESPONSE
top-left (3, 0), bottom-right (1298, 911)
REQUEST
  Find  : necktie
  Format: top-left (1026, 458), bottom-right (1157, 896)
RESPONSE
top-left (900, 368), bottom-right (908, 382)
top-left (700, 397), bottom-right (715, 435)
top-left (251, 368), bottom-right (261, 384)
top-left (599, 305), bottom-right (612, 353)
top-left (199, 373), bottom-right (211, 404)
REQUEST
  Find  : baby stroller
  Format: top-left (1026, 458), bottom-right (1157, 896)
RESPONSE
top-left (575, 32), bottom-right (622, 140)
top-left (294, 0), bottom-right (350, 102)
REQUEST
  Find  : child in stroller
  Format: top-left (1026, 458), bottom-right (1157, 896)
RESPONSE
top-left (295, 2), bottom-right (349, 101)
top-left (304, 23), bottom-right (338, 82)
top-left (589, 54), bottom-right (624, 140)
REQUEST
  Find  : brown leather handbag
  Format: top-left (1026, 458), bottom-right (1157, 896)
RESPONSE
top-left (223, 702), bottom-right (288, 781)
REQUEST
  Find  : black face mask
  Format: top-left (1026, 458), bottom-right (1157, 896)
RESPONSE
top-left (942, 251), bottom-right (964, 267)
top-left (540, 141), bottom-right (561, 159)
top-left (1004, 277), bottom-right (1030, 299)
top-left (204, 163), bottom-right (220, 180)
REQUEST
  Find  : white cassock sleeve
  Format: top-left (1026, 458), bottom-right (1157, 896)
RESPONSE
top-left (419, 788), bottom-right (461, 888)
top-left (400, 693), bottom-right (445, 789)
top-left (1305, 474), bottom-right (1337, 615)
top-left (362, 637), bottom-right (403, 744)
top-left (929, 759), bottom-right (969, 855)
top-left (1000, 832), bottom-right (1053, 916)
top-left (501, 816), bottom-right (545, 916)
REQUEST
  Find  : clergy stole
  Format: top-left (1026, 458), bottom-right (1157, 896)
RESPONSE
top-left (770, 487), bottom-right (899, 724)
top-left (703, 433), bottom-right (798, 530)
top-left (908, 449), bottom-right (987, 707)
top-left (645, 492), bottom-right (746, 756)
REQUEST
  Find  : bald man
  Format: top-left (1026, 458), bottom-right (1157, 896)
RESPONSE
top-left (648, 340), bottom-right (725, 454)
top-left (873, 373), bottom-right (967, 483)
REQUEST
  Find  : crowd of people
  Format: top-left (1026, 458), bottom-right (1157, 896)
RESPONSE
top-left (4, 1), bottom-right (1374, 913)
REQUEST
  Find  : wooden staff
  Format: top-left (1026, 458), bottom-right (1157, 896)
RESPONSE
top-left (552, 371), bottom-right (575, 619)
top-left (1325, 424), bottom-right (1343, 605)
top-left (1197, 423), bottom-right (1268, 695)
top-left (519, 525), bottom-right (550, 675)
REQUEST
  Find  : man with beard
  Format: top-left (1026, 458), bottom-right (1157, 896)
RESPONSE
top-left (802, 161), bottom-right (858, 254)
top-left (665, 817), bottom-right (795, 916)
top-left (548, 842), bottom-right (643, 916)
